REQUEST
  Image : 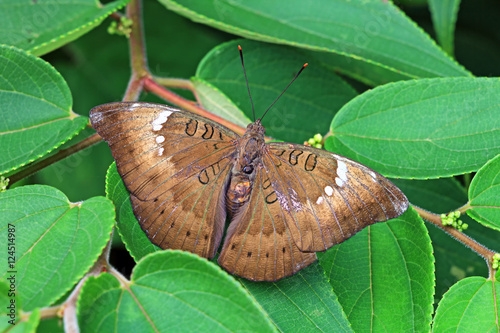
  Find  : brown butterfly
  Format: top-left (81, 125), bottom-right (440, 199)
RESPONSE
top-left (90, 98), bottom-right (409, 281)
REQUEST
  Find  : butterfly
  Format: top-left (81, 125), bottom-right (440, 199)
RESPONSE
top-left (90, 99), bottom-right (409, 281)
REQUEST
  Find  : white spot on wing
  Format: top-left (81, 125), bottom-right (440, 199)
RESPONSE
top-left (335, 177), bottom-right (344, 187)
top-left (337, 160), bottom-right (348, 182)
top-left (158, 147), bottom-right (164, 156)
top-left (316, 196), bottom-right (324, 205)
top-left (152, 110), bottom-right (174, 131)
top-left (156, 135), bottom-right (165, 144)
top-left (325, 186), bottom-right (334, 196)
top-left (129, 102), bottom-right (142, 110)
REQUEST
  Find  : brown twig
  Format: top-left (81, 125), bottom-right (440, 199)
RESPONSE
top-left (413, 205), bottom-right (498, 278)
top-left (7, 133), bottom-right (102, 186)
top-left (123, 0), bottom-right (150, 101)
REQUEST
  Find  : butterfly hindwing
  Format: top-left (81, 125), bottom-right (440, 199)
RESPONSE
top-left (218, 166), bottom-right (317, 281)
top-left (90, 102), bottom-right (239, 259)
top-left (264, 142), bottom-right (409, 252)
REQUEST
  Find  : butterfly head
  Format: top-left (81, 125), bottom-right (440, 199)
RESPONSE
top-left (246, 119), bottom-right (265, 136)
top-left (235, 122), bottom-right (265, 172)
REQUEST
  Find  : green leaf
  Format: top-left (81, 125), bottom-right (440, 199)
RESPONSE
top-left (106, 162), bottom-right (160, 262)
top-left (241, 262), bottom-right (352, 332)
top-left (196, 39), bottom-right (357, 143)
top-left (0, 185), bottom-right (115, 311)
top-left (191, 77), bottom-right (251, 128)
top-left (429, 0), bottom-right (461, 56)
top-left (77, 251), bottom-right (276, 332)
top-left (433, 277), bottom-right (500, 332)
top-left (393, 177), bottom-right (500, 301)
top-left (468, 154), bottom-right (500, 231)
top-left (0, 45), bottom-right (88, 175)
top-left (326, 77), bottom-right (500, 179)
top-left (163, 0), bottom-right (469, 84)
top-left (319, 208), bottom-right (434, 332)
top-left (0, 0), bottom-right (130, 56)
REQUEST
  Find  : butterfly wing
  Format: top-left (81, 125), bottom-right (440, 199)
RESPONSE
top-left (264, 142), bottom-right (409, 252)
top-left (90, 102), bottom-right (238, 259)
top-left (218, 166), bottom-right (317, 281)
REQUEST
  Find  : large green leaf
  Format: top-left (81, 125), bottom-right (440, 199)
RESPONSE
top-left (326, 77), bottom-right (500, 179)
top-left (0, 0), bottom-right (130, 56)
top-left (433, 277), bottom-right (500, 332)
top-left (77, 251), bottom-right (276, 332)
top-left (163, 0), bottom-right (469, 85)
top-left (241, 263), bottom-right (352, 332)
top-left (0, 45), bottom-right (87, 175)
top-left (468, 154), bottom-right (500, 231)
top-left (0, 185), bottom-right (115, 311)
top-left (196, 39), bottom-right (357, 143)
top-left (319, 208), bottom-right (434, 332)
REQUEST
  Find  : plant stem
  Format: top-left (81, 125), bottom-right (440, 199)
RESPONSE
top-left (123, 0), bottom-right (150, 101)
top-left (413, 205), bottom-right (498, 278)
top-left (154, 77), bottom-right (195, 91)
top-left (7, 133), bottom-right (102, 186)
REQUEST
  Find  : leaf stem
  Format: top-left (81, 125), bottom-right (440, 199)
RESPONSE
top-left (413, 205), bottom-right (498, 278)
top-left (7, 133), bottom-right (102, 187)
top-left (153, 76), bottom-right (195, 91)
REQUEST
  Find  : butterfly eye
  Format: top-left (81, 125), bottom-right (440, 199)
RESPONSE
top-left (242, 165), bottom-right (254, 174)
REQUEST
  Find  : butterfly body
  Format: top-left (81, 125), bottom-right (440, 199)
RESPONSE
top-left (90, 101), bottom-right (409, 281)
top-left (226, 121), bottom-right (265, 213)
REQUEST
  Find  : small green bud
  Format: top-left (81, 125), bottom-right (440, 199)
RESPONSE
top-left (108, 17), bottom-right (133, 37)
top-left (441, 211), bottom-right (467, 231)
top-left (493, 254), bottom-right (500, 270)
top-left (0, 176), bottom-right (8, 192)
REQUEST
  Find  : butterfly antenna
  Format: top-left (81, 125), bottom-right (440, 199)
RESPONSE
top-left (260, 63), bottom-right (308, 121)
top-left (239, 45), bottom-right (256, 121)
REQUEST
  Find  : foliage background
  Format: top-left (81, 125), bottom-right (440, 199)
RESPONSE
top-left (1, 0), bottom-right (500, 332)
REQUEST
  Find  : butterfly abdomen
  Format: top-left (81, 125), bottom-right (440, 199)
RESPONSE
top-left (226, 175), bottom-right (253, 217)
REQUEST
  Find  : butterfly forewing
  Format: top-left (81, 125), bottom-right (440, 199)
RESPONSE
top-left (90, 102), bottom-right (239, 259)
top-left (264, 142), bottom-right (409, 252)
top-left (218, 166), bottom-right (317, 281)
